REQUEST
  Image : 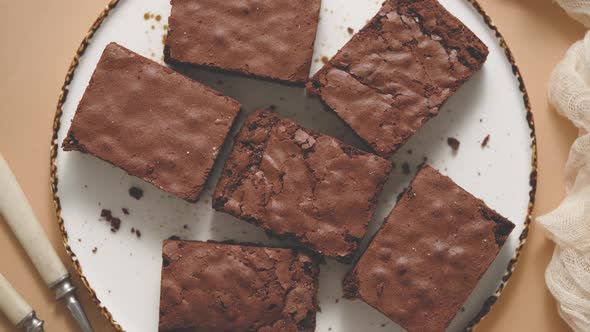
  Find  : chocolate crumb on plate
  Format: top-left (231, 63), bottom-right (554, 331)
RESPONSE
top-left (92, 247), bottom-right (98, 254)
top-left (447, 137), bottom-right (460, 151)
top-left (401, 162), bottom-right (411, 175)
top-left (347, 27), bottom-right (354, 34)
top-left (481, 134), bottom-right (490, 148)
top-left (100, 209), bottom-right (121, 232)
top-left (128, 186), bottom-right (143, 200)
top-left (122, 207), bottom-right (129, 215)
top-left (135, 230), bottom-right (141, 239)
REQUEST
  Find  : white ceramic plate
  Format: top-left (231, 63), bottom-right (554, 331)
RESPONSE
top-left (51, 0), bottom-right (535, 331)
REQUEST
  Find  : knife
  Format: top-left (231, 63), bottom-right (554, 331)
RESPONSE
top-left (0, 273), bottom-right (44, 332)
top-left (0, 154), bottom-right (94, 332)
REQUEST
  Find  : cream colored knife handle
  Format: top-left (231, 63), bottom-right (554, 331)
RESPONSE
top-left (0, 273), bottom-right (32, 325)
top-left (0, 155), bottom-right (67, 286)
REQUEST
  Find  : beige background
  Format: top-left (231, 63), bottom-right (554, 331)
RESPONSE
top-left (0, 0), bottom-right (583, 331)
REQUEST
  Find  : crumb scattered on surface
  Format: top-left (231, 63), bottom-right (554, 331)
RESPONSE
top-left (321, 56), bottom-right (329, 64)
top-left (100, 209), bottom-right (121, 232)
top-left (168, 235), bottom-right (181, 240)
top-left (183, 224), bottom-right (189, 229)
top-left (155, 14), bottom-right (161, 21)
top-left (381, 323), bottom-right (387, 327)
top-left (129, 186), bottom-right (143, 200)
top-left (143, 13), bottom-right (150, 20)
top-left (447, 137), bottom-right (460, 151)
top-left (122, 208), bottom-right (129, 215)
top-left (347, 27), bottom-right (354, 35)
top-left (268, 104), bottom-right (277, 111)
top-left (335, 298), bottom-right (340, 303)
top-left (406, 149), bottom-right (412, 154)
top-left (84, 185), bottom-right (88, 188)
top-left (479, 118), bottom-right (483, 123)
top-left (401, 162), bottom-right (410, 175)
top-left (136, 230), bottom-right (141, 238)
top-left (481, 134), bottom-right (490, 148)
top-left (92, 247), bottom-right (97, 254)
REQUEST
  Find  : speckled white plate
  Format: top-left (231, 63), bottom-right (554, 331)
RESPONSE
top-left (51, 0), bottom-right (536, 331)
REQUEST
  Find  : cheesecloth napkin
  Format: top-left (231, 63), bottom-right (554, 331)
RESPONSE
top-left (537, 2), bottom-right (590, 330)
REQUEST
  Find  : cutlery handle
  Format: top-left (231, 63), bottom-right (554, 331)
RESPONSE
top-left (0, 273), bottom-right (32, 325)
top-left (0, 155), bottom-right (68, 286)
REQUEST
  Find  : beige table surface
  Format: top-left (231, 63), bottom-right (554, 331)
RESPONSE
top-left (0, 0), bottom-right (584, 331)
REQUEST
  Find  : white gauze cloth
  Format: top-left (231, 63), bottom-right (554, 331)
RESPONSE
top-left (557, 0), bottom-right (590, 28)
top-left (538, 30), bottom-right (590, 331)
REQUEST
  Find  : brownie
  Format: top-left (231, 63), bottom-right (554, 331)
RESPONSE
top-left (159, 240), bottom-right (319, 331)
top-left (213, 110), bottom-right (392, 260)
top-left (164, 0), bottom-right (321, 84)
top-left (62, 42), bottom-right (241, 202)
top-left (307, 0), bottom-right (489, 158)
top-left (343, 165), bottom-right (515, 331)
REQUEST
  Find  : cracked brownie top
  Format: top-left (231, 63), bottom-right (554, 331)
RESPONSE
top-left (159, 240), bottom-right (319, 331)
top-left (164, 0), bottom-right (321, 83)
top-left (213, 110), bottom-right (392, 261)
top-left (62, 42), bottom-right (241, 202)
top-left (343, 165), bottom-right (514, 331)
top-left (307, 0), bottom-right (488, 158)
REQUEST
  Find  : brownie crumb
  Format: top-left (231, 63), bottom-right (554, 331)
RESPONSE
top-left (481, 134), bottom-right (490, 148)
top-left (183, 224), bottom-right (189, 229)
top-left (136, 230), bottom-right (142, 238)
top-left (268, 104), bottom-right (277, 111)
top-left (122, 208), bottom-right (129, 215)
top-left (321, 56), bottom-right (329, 64)
top-left (401, 162), bottom-right (411, 175)
top-left (168, 235), bottom-right (181, 240)
top-left (131, 227), bottom-right (135, 233)
top-left (78, 238), bottom-right (82, 243)
top-left (92, 247), bottom-right (98, 254)
top-left (447, 137), bottom-right (460, 152)
top-left (335, 298), bottom-right (340, 303)
top-left (381, 323), bottom-right (387, 327)
top-left (100, 209), bottom-right (121, 232)
top-left (129, 186), bottom-right (143, 200)
top-left (347, 27), bottom-right (354, 35)
top-left (406, 149), bottom-right (413, 155)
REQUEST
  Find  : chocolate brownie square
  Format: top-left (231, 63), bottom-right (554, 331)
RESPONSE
top-left (213, 110), bottom-right (392, 261)
top-left (62, 42), bottom-right (240, 202)
top-left (343, 165), bottom-right (515, 331)
top-left (159, 240), bottom-right (319, 331)
top-left (307, 0), bottom-right (489, 158)
top-left (164, 0), bottom-right (321, 84)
